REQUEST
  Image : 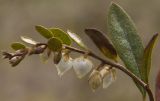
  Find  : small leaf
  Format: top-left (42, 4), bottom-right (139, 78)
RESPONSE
top-left (67, 30), bottom-right (88, 49)
top-left (48, 37), bottom-right (62, 52)
top-left (73, 56), bottom-right (93, 79)
top-left (21, 36), bottom-right (37, 45)
top-left (55, 55), bottom-right (72, 77)
top-left (108, 2), bottom-right (145, 97)
top-left (35, 25), bottom-right (53, 39)
top-left (11, 42), bottom-right (26, 50)
top-left (143, 33), bottom-right (158, 82)
top-left (50, 28), bottom-right (71, 45)
top-left (85, 29), bottom-right (117, 61)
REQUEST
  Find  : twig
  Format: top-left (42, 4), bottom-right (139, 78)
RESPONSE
top-left (64, 45), bottom-right (154, 101)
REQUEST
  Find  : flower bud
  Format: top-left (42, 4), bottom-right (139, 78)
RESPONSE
top-left (9, 55), bottom-right (24, 67)
top-left (88, 70), bottom-right (102, 91)
top-left (29, 45), bottom-right (46, 55)
top-left (72, 56), bottom-right (93, 79)
top-left (53, 51), bottom-right (62, 64)
top-left (2, 51), bottom-right (13, 59)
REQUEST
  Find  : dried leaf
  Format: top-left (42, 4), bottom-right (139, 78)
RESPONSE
top-left (85, 29), bottom-right (117, 61)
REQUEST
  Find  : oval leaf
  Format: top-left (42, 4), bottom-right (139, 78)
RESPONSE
top-left (85, 29), bottom-right (117, 61)
top-left (50, 28), bottom-right (71, 45)
top-left (67, 30), bottom-right (88, 49)
top-left (35, 25), bottom-right (53, 39)
top-left (21, 36), bottom-right (37, 45)
top-left (11, 42), bottom-right (26, 50)
top-left (48, 37), bottom-right (62, 52)
top-left (108, 3), bottom-right (145, 97)
top-left (143, 33), bottom-right (158, 82)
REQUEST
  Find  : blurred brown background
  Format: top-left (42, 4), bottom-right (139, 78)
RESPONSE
top-left (0, 0), bottom-right (160, 101)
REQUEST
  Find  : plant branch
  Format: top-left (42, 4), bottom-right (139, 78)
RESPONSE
top-left (64, 45), bottom-right (154, 101)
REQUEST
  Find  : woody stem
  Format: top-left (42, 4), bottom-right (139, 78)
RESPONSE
top-left (64, 45), bottom-right (154, 101)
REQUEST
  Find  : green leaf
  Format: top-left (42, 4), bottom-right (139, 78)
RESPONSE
top-left (143, 33), bottom-right (158, 82)
top-left (35, 25), bottom-right (53, 39)
top-left (11, 42), bottom-right (26, 50)
top-left (47, 37), bottom-right (62, 52)
top-left (21, 36), bottom-right (37, 45)
top-left (108, 3), bottom-right (145, 96)
top-left (85, 29), bottom-right (117, 61)
top-left (67, 30), bottom-right (88, 49)
top-left (50, 28), bottom-right (71, 45)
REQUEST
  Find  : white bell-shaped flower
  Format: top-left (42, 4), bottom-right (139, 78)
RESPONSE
top-left (55, 55), bottom-right (72, 77)
top-left (39, 49), bottom-right (51, 63)
top-left (88, 70), bottom-right (102, 91)
top-left (100, 66), bottom-right (116, 89)
top-left (73, 56), bottom-right (93, 79)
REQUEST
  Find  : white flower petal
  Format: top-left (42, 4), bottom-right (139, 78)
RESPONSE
top-left (73, 57), bottom-right (93, 79)
top-left (55, 56), bottom-right (72, 77)
top-left (89, 70), bottom-right (102, 91)
top-left (102, 69), bottom-right (116, 89)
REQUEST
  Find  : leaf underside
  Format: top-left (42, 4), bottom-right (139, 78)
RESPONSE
top-left (108, 2), bottom-right (146, 97)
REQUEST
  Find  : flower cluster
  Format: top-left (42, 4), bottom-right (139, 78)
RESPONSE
top-left (2, 25), bottom-right (118, 92)
top-left (51, 48), bottom-right (117, 91)
top-left (2, 38), bottom-right (116, 91)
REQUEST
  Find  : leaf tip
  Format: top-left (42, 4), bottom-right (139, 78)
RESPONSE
top-left (109, 2), bottom-right (119, 9)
